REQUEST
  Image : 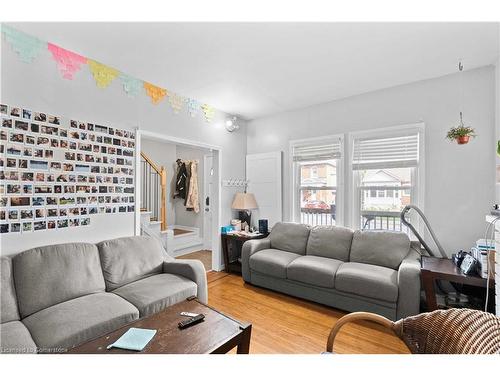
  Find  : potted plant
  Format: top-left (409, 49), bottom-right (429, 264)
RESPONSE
top-left (446, 112), bottom-right (476, 145)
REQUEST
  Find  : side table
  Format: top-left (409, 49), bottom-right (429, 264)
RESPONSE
top-left (421, 256), bottom-right (495, 311)
top-left (221, 232), bottom-right (268, 274)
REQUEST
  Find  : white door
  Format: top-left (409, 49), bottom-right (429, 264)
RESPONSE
top-left (246, 152), bottom-right (282, 229)
top-left (203, 154), bottom-right (213, 251)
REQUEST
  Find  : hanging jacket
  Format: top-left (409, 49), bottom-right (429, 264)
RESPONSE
top-left (185, 161), bottom-right (199, 213)
top-left (173, 159), bottom-right (188, 200)
top-left (184, 161), bottom-right (191, 206)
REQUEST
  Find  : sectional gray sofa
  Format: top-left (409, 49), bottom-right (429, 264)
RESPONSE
top-left (242, 222), bottom-right (421, 320)
top-left (0, 236), bottom-right (207, 354)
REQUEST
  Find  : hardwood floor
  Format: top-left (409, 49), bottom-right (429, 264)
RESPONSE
top-left (207, 272), bottom-right (410, 354)
top-left (173, 228), bottom-right (194, 236)
top-left (177, 250), bottom-right (212, 271)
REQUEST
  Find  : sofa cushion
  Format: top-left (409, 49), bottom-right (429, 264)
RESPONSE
top-left (112, 273), bottom-right (197, 317)
top-left (249, 249), bottom-right (301, 278)
top-left (349, 230), bottom-right (410, 270)
top-left (306, 226), bottom-right (354, 261)
top-left (97, 236), bottom-right (165, 291)
top-left (22, 292), bottom-right (139, 350)
top-left (1, 257), bottom-right (20, 323)
top-left (12, 243), bottom-right (105, 318)
top-left (335, 262), bottom-right (398, 302)
top-left (269, 222), bottom-right (310, 255)
top-left (287, 256), bottom-right (343, 288)
top-left (0, 321), bottom-right (37, 354)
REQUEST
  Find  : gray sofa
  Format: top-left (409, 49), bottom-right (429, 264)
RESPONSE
top-left (0, 236), bottom-right (207, 354)
top-left (242, 222), bottom-right (421, 320)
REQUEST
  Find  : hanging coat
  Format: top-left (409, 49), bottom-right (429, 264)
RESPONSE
top-left (173, 159), bottom-right (188, 200)
top-left (184, 161), bottom-right (191, 206)
top-left (185, 161), bottom-right (199, 213)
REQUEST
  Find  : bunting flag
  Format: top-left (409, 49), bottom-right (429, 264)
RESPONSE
top-left (1, 24), bottom-right (45, 63)
top-left (47, 43), bottom-right (87, 80)
top-left (3, 25), bottom-right (220, 123)
top-left (88, 60), bottom-right (119, 89)
top-left (143, 82), bottom-right (167, 104)
top-left (201, 104), bottom-right (216, 123)
top-left (186, 98), bottom-right (200, 117)
top-left (119, 74), bottom-right (142, 97)
top-left (168, 92), bottom-right (184, 113)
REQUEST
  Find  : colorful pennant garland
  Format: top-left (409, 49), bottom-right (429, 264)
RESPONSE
top-left (1, 24), bottom-right (44, 63)
top-left (201, 104), bottom-right (216, 123)
top-left (47, 43), bottom-right (87, 80)
top-left (168, 92), bottom-right (184, 113)
top-left (119, 74), bottom-right (142, 97)
top-left (143, 82), bottom-right (167, 104)
top-left (1, 25), bottom-right (220, 123)
top-left (88, 60), bottom-right (119, 89)
top-left (186, 98), bottom-right (200, 117)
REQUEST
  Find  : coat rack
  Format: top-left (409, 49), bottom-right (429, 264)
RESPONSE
top-left (222, 178), bottom-right (248, 187)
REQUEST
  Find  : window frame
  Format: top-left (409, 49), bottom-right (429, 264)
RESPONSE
top-left (290, 134), bottom-right (345, 226)
top-left (347, 123), bottom-right (425, 230)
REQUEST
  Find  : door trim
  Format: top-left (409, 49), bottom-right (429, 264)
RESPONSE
top-left (135, 129), bottom-right (223, 272)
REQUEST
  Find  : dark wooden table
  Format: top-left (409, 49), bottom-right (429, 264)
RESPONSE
top-left (221, 232), bottom-right (268, 274)
top-left (421, 256), bottom-right (495, 311)
top-left (67, 298), bottom-right (252, 354)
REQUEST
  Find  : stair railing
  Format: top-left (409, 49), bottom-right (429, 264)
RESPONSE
top-left (140, 151), bottom-right (167, 231)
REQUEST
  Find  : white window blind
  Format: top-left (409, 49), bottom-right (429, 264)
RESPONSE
top-left (292, 139), bottom-right (342, 162)
top-left (352, 131), bottom-right (420, 170)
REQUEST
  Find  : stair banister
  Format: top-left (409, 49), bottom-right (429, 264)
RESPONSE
top-left (140, 151), bottom-right (167, 231)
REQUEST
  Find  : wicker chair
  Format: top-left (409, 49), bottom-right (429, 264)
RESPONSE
top-left (326, 308), bottom-right (500, 354)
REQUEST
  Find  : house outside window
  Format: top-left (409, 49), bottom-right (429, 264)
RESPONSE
top-left (350, 124), bottom-right (424, 233)
top-left (291, 135), bottom-right (344, 226)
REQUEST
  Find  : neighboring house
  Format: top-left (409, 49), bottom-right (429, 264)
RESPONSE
top-left (300, 161), bottom-right (337, 208)
top-left (361, 169), bottom-right (411, 211)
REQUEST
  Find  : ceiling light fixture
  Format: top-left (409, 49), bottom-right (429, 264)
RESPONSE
top-left (225, 116), bottom-right (240, 132)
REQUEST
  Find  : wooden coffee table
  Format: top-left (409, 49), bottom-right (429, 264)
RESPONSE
top-left (68, 297), bottom-right (252, 354)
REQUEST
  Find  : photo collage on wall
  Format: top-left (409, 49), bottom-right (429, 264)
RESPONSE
top-left (0, 103), bottom-right (135, 234)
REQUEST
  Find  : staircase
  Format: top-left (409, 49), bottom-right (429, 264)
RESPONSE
top-left (140, 152), bottom-right (167, 231)
top-left (140, 152), bottom-right (204, 257)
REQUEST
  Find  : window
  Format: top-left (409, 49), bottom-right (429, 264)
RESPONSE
top-left (351, 125), bottom-right (423, 232)
top-left (291, 136), bottom-right (343, 226)
top-left (310, 166), bottom-right (318, 179)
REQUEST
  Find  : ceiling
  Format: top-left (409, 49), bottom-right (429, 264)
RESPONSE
top-left (8, 22), bottom-right (500, 120)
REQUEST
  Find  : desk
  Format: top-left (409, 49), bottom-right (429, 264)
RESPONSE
top-left (421, 256), bottom-right (495, 311)
top-left (221, 233), bottom-right (268, 274)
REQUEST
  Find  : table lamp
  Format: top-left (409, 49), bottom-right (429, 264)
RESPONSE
top-left (231, 192), bottom-right (258, 228)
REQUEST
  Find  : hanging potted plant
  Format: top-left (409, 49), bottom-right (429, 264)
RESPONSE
top-left (446, 112), bottom-right (476, 145)
top-left (446, 62), bottom-right (477, 145)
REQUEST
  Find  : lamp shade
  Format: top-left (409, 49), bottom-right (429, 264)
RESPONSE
top-left (231, 192), bottom-right (258, 210)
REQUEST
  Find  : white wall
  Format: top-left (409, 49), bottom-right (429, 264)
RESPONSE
top-left (139, 138), bottom-right (177, 226)
top-left (1, 38), bottom-right (247, 257)
top-left (174, 145), bottom-right (211, 231)
top-left (496, 58), bottom-right (500, 203)
top-left (495, 57), bottom-right (500, 316)
top-left (247, 66), bottom-right (496, 255)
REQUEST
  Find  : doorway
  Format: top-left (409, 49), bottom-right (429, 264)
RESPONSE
top-left (135, 129), bottom-right (222, 272)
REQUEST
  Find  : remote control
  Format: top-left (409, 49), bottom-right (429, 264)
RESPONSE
top-left (178, 314), bottom-right (205, 329)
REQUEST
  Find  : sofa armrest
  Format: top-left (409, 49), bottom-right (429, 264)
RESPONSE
top-left (163, 260), bottom-right (208, 304)
top-left (396, 248), bottom-right (421, 319)
top-left (241, 238), bottom-right (271, 282)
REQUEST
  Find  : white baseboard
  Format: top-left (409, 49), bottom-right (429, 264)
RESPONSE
top-left (173, 244), bottom-right (205, 257)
